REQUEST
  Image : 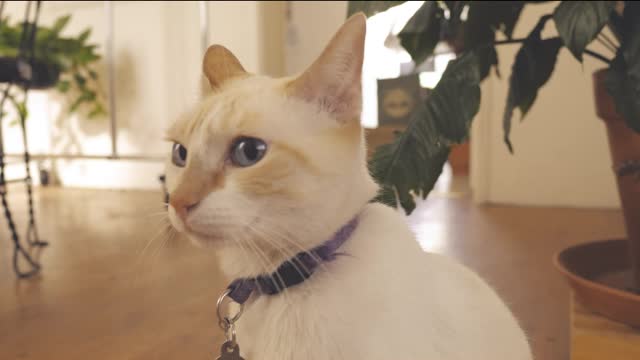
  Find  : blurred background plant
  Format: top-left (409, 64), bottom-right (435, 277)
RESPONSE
top-left (0, 13), bottom-right (105, 126)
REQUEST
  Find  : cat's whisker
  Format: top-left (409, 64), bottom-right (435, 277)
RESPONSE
top-left (229, 231), bottom-right (283, 303)
top-left (227, 231), bottom-right (254, 278)
top-left (242, 225), bottom-right (309, 303)
top-left (130, 201), bottom-right (169, 218)
top-left (243, 233), bottom-right (290, 302)
top-left (142, 230), bottom-right (176, 291)
top-left (245, 224), bottom-right (315, 285)
top-left (251, 218), bottom-right (336, 282)
top-left (252, 206), bottom-right (344, 282)
top-left (249, 236), bottom-right (288, 296)
top-left (144, 227), bottom-right (177, 289)
top-left (130, 220), bottom-right (173, 288)
top-left (249, 202), bottom-right (332, 267)
top-left (143, 211), bottom-right (169, 220)
top-left (242, 220), bottom-right (334, 296)
top-left (137, 218), bottom-right (172, 262)
top-left (268, 240), bottom-right (339, 293)
top-left (149, 228), bottom-right (173, 262)
top-left (222, 199), bottom-right (312, 276)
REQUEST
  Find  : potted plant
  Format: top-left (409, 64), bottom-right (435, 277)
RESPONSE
top-left (0, 13), bottom-right (106, 122)
top-left (350, 1), bottom-right (640, 326)
top-left (0, 12), bottom-right (104, 278)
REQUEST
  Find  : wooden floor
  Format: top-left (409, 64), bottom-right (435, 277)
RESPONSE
top-left (0, 186), bottom-right (625, 360)
top-left (571, 294), bottom-right (640, 360)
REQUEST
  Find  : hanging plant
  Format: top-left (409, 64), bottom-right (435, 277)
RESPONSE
top-left (0, 14), bottom-right (106, 123)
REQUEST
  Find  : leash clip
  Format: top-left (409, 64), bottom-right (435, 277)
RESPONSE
top-left (216, 289), bottom-right (244, 347)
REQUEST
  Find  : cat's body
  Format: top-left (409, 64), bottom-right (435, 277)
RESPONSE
top-left (165, 13), bottom-right (532, 360)
top-left (234, 203), bottom-right (531, 360)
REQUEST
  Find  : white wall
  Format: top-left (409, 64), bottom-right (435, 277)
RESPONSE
top-left (470, 2), bottom-right (620, 208)
top-left (285, 1), bottom-right (347, 75)
top-left (2, 1), bottom-right (280, 190)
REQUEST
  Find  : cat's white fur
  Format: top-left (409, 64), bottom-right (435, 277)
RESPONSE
top-left (166, 13), bottom-right (532, 360)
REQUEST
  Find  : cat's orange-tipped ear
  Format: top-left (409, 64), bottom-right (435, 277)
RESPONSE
top-left (203, 45), bottom-right (247, 90)
top-left (287, 13), bottom-right (366, 122)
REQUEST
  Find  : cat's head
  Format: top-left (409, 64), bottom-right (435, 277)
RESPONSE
top-left (165, 14), bottom-right (377, 275)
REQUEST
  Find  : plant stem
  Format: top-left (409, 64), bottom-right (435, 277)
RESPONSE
top-left (596, 36), bottom-right (617, 54)
top-left (493, 37), bottom-right (528, 46)
top-left (584, 49), bottom-right (611, 65)
top-left (490, 36), bottom-right (611, 65)
top-left (599, 31), bottom-right (619, 49)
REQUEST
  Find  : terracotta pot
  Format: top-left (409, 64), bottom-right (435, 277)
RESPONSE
top-left (448, 141), bottom-right (470, 176)
top-left (593, 69), bottom-right (640, 290)
top-left (554, 69), bottom-right (640, 327)
top-left (555, 239), bottom-right (640, 327)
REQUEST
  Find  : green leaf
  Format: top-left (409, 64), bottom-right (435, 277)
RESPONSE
top-left (429, 53), bottom-right (481, 144)
top-left (69, 95), bottom-right (85, 113)
top-left (372, 146), bottom-right (450, 213)
top-left (398, 2), bottom-right (443, 65)
top-left (470, 2), bottom-right (526, 40)
top-left (73, 73), bottom-right (87, 88)
top-left (368, 52), bottom-right (481, 214)
top-left (503, 15), bottom-right (562, 152)
top-left (56, 79), bottom-right (71, 93)
top-left (69, 90), bottom-right (95, 113)
top-left (553, 1), bottom-right (615, 62)
top-left (88, 103), bottom-right (106, 118)
top-left (475, 46), bottom-right (499, 80)
top-left (84, 90), bottom-right (96, 101)
top-left (78, 28), bottom-right (91, 43)
top-left (35, 27), bottom-right (55, 43)
top-left (14, 105), bottom-right (27, 122)
top-left (347, 1), bottom-right (405, 17)
top-left (52, 15), bottom-right (71, 34)
top-left (497, 2), bottom-right (526, 39)
top-left (605, 4), bottom-right (640, 133)
top-left (456, 2), bottom-right (525, 79)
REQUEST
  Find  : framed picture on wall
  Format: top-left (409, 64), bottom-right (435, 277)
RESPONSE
top-left (377, 73), bottom-right (428, 126)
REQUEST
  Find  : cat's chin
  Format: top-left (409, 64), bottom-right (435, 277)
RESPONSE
top-left (185, 231), bottom-right (226, 248)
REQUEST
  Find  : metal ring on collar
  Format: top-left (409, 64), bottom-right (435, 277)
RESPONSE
top-left (216, 288), bottom-right (244, 330)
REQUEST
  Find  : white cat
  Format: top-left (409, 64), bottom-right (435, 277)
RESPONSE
top-left (165, 13), bottom-right (532, 360)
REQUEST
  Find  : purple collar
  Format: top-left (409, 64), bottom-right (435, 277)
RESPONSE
top-left (226, 216), bottom-right (359, 304)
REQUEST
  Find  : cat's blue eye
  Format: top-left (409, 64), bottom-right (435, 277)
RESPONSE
top-left (172, 142), bottom-right (188, 167)
top-left (230, 137), bottom-right (267, 167)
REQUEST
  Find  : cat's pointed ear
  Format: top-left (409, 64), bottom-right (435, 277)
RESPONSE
top-left (203, 45), bottom-right (247, 90)
top-left (287, 13), bottom-right (366, 122)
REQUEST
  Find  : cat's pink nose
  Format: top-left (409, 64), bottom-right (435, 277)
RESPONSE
top-left (169, 197), bottom-right (200, 222)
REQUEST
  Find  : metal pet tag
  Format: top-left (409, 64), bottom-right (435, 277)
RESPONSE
top-left (217, 340), bottom-right (244, 360)
top-left (216, 289), bottom-right (246, 359)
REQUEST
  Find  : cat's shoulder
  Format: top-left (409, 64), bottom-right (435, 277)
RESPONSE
top-left (359, 202), bottom-right (410, 230)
